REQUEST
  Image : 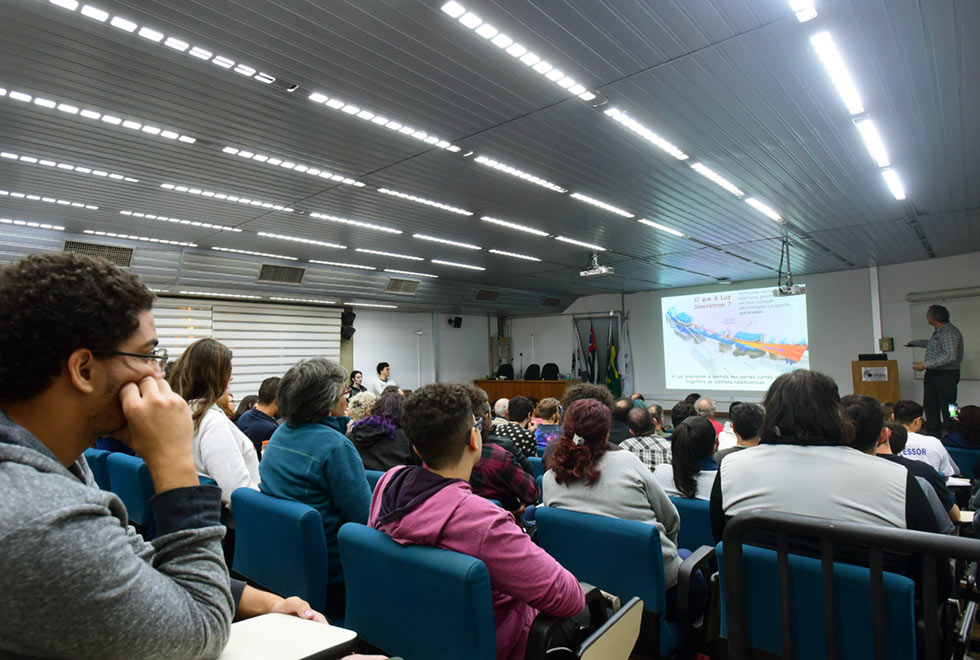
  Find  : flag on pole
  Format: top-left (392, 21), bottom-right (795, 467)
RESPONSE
top-left (587, 323), bottom-right (597, 383)
top-left (606, 340), bottom-right (622, 397)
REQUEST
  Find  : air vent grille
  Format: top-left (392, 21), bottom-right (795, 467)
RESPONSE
top-left (474, 288), bottom-right (501, 302)
top-left (541, 297), bottom-right (562, 307)
top-left (385, 278), bottom-right (420, 295)
top-left (258, 264), bottom-right (305, 284)
top-left (63, 241), bottom-right (133, 267)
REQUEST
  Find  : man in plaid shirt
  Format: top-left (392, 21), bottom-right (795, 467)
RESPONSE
top-left (906, 304), bottom-right (964, 436)
top-left (620, 406), bottom-right (672, 471)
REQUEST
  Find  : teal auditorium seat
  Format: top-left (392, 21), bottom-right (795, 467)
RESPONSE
top-left (230, 487), bottom-right (329, 614)
top-left (668, 496), bottom-right (714, 551)
top-left (83, 447), bottom-right (111, 491)
top-left (364, 469), bottom-right (385, 493)
top-left (945, 446), bottom-right (980, 479)
top-left (106, 452), bottom-right (156, 539)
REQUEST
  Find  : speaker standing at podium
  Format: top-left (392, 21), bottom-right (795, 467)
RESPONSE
top-left (906, 305), bottom-right (964, 437)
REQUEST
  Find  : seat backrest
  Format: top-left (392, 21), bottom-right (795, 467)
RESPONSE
top-left (364, 469), bottom-right (385, 493)
top-left (945, 446), bottom-right (980, 478)
top-left (528, 456), bottom-right (544, 480)
top-left (83, 448), bottom-right (111, 491)
top-left (668, 496), bottom-right (713, 551)
top-left (498, 364), bottom-right (514, 380)
top-left (577, 596), bottom-right (644, 660)
top-left (338, 523), bottom-right (497, 660)
top-left (231, 488), bottom-right (329, 613)
top-left (524, 363), bottom-right (541, 380)
top-left (105, 452), bottom-right (156, 537)
top-left (717, 542), bottom-right (916, 660)
top-left (535, 507), bottom-right (667, 616)
top-left (541, 363), bottom-right (560, 380)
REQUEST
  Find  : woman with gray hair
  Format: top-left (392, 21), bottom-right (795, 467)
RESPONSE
top-left (258, 357), bottom-right (371, 621)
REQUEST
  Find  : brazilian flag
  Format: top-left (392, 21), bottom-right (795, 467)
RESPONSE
top-left (606, 341), bottom-right (622, 397)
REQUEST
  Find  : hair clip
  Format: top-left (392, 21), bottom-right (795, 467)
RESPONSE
top-left (572, 433), bottom-right (585, 446)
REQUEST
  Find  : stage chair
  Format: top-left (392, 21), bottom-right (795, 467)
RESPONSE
top-left (541, 363), bottom-right (560, 380)
top-left (524, 364), bottom-right (541, 380)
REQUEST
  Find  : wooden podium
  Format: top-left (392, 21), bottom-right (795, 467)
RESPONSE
top-left (474, 379), bottom-right (581, 402)
top-left (850, 360), bottom-right (900, 402)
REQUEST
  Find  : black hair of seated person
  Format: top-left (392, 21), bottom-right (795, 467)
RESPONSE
top-left (232, 395), bottom-right (258, 423)
top-left (627, 406), bottom-right (655, 436)
top-left (561, 383), bottom-right (614, 411)
top-left (612, 397), bottom-right (632, 422)
top-left (840, 394), bottom-right (885, 453)
top-left (670, 401), bottom-right (697, 429)
top-left (402, 383), bottom-right (474, 470)
top-left (886, 422), bottom-right (909, 453)
top-left (670, 416), bottom-right (717, 498)
top-left (508, 395), bottom-right (534, 424)
top-left (893, 400), bottom-right (924, 425)
top-left (257, 376), bottom-right (281, 405)
top-left (0, 252), bottom-right (155, 404)
top-left (684, 392), bottom-right (702, 404)
top-left (648, 403), bottom-right (664, 423)
top-left (730, 402), bottom-right (764, 441)
top-left (760, 369), bottom-right (850, 447)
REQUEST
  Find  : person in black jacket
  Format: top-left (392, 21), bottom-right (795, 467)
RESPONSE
top-left (348, 391), bottom-right (420, 471)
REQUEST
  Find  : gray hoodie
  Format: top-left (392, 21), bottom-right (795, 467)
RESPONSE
top-left (0, 410), bottom-right (234, 659)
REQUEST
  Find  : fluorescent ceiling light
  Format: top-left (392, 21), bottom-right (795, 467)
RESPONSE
top-left (789, 0), bottom-right (818, 22)
top-left (744, 197), bottom-right (783, 222)
top-left (257, 231), bottom-right (346, 249)
top-left (164, 37), bottom-right (188, 51)
top-left (637, 218), bottom-right (685, 237)
top-left (0, 149), bottom-right (138, 182)
top-left (376, 187), bottom-right (472, 216)
top-left (211, 246), bottom-right (298, 261)
top-left (138, 27), bottom-right (164, 42)
top-left (603, 107), bottom-right (689, 160)
top-left (431, 259), bottom-right (486, 271)
top-left (221, 145), bottom-right (363, 187)
top-left (50, 0), bottom-right (79, 10)
top-left (80, 5), bottom-right (108, 21)
top-left (489, 249), bottom-right (541, 261)
top-left (346, 302), bottom-right (398, 309)
top-left (881, 169), bottom-right (906, 200)
top-left (0, 189), bottom-right (97, 210)
top-left (413, 233), bottom-right (481, 250)
top-left (309, 259), bottom-right (376, 270)
top-left (84, 229), bottom-right (196, 247)
top-left (555, 235), bottom-right (605, 251)
top-left (0, 217), bottom-right (65, 231)
top-left (385, 268), bottom-right (438, 278)
top-left (355, 248), bottom-right (424, 261)
top-left (309, 211), bottom-right (401, 234)
top-left (121, 209), bottom-right (241, 232)
top-left (179, 290), bottom-right (262, 300)
top-left (810, 32), bottom-right (864, 115)
top-left (854, 118), bottom-right (890, 167)
top-left (160, 183), bottom-right (294, 212)
top-left (441, 1), bottom-right (466, 18)
top-left (480, 215), bottom-right (549, 237)
top-left (689, 162), bottom-right (745, 197)
top-left (269, 297), bottom-right (336, 305)
top-left (569, 192), bottom-right (635, 218)
top-left (473, 155), bottom-right (567, 192)
top-left (109, 16), bottom-right (137, 32)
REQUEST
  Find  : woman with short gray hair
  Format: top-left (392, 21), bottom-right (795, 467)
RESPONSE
top-left (258, 357), bottom-right (371, 621)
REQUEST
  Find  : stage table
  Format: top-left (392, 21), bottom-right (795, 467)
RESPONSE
top-left (474, 379), bottom-right (581, 402)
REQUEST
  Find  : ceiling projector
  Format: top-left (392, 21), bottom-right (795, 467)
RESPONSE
top-left (580, 252), bottom-right (615, 278)
top-left (773, 284), bottom-right (806, 296)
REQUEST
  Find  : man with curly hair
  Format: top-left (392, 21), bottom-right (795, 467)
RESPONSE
top-left (0, 252), bottom-right (322, 659)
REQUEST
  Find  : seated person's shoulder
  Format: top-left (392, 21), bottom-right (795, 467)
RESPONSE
top-left (0, 459), bottom-right (116, 533)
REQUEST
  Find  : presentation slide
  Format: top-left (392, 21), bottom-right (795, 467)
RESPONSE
top-left (662, 287), bottom-right (809, 391)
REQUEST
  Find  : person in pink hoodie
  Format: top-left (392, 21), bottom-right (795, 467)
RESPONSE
top-left (369, 383), bottom-right (585, 660)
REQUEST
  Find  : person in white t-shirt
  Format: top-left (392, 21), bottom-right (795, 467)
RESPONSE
top-left (892, 400), bottom-right (959, 476)
top-left (370, 361), bottom-right (397, 396)
top-left (715, 401), bottom-right (742, 451)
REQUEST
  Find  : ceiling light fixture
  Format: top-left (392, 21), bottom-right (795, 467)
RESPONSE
top-left (269, 297), bottom-right (336, 304)
top-left (744, 197), bottom-right (783, 222)
top-left (346, 302), bottom-right (399, 309)
top-left (211, 246), bottom-right (298, 261)
top-left (637, 218), bottom-right (685, 237)
top-left (480, 215), bottom-right (549, 237)
top-left (810, 32), bottom-right (864, 115)
top-left (440, 1), bottom-right (597, 102)
top-left (221, 146), bottom-right (364, 187)
top-left (376, 188), bottom-right (472, 216)
top-left (257, 231), bottom-right (346, 249)
top-left (308, 211), bottom-right (402, 234)
top-left (853, 118), bottom-right (890, 168)
top-left (689, 163), bottom-right (745, 197)
top-left (431, 259), bottom-right (486, 271)
top-left (309, 259), bottom-right (376, 270)
top-left (385, 268), bottom-right (439, 278)
top-left (413, 233), bottom-right (481, 250)
top-left (603, 108), bottom-right (689, 160)
top-left (555, 235), bottom-right (606, 251)
top-left (0, 189), bottom-right (98, 210)
top-left (0, 217), bottom-right (65, 231)
top-left (788, 0), bottom-right (818, 22)
top-left (569, 192), bottom-right (635, 218)
top-left (355, 248), bottom-right (424, 261)
top-left (472, 156), bottom-right (567, 192)
top-left (160, 183), bottom-right (294, 212)
top-left (179, 290), bottom-right (262, 300)
top-left (881, 169), bottom-right (906, 200)
top-left (489, 249), bottom-right (541, 261)
top-left (83, 229), bottom-right (196, 247)
top-left (0, 149), bottom-right (138, 182)
top-left (120, 210), bottom-right (241, 232)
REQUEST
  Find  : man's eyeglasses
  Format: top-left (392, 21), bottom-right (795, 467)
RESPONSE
top-left (473, 416), bottom-right (483, 432)
top-left (92, 347), bottom-right (169, 369)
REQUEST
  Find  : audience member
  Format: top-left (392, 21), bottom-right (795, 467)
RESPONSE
top-left (348, 370), bottom-right (368, 399)
top-left (231, 394), bottom-right (258, 423)
top-left (694, 397), bottom-right (723, 437)
top-left (943, 405), bottom-right (980, 448)
top-left (169, 338), bottom-right (259, 507)
top-left (715, 401), bottom-right (742, 450)
top-left (561, 383), bottom-right (614, 411)
top-left (235, 377), bottom-right (281, 458)
top-left (495, 395), bottom-right (537, 458)
top-left (620, 406), bottom-right (672, 471)
top-left (347, 391), bottom-right (376, 424)
top-left (348, 391), bottom-right (421, 471)
top-left (630, 393), bottom-right (645, 404)
top-left (217, 390), bottom-right (235, 418)
top-left (370, 362), bottom-right (396, 396)
top-left (260, 358), bottom-right (371, 620)
top-left (714, 403), bottom-right (763, 464)
top-left (491, 397), bottom-right (509, 430)
top-left (534, 397), bottom-right (562, 452)
top-left (646, 403), bottom-right (670, 437)
top-left (0, 252), bottom-right (320, 658)
top-left (667, 400), bottom-right (697, 434)
top-left (654, 416), bottom-right (717, 500)
top-left (381, 385), bottom-right (401, 396)
top-left (892, 400), bottom-right (959, 476)
top-left (370, 383), bottom-right (584, 660)
top-left (609, 397), bottom-right (634, 444)
top-left (684, 393), bottom-right (701, 404)
top-left (468, 386), bottom-right (533, 475)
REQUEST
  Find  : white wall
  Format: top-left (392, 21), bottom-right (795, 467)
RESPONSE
top-left (509, 315), bottom-right (574, 377)
top-left (437, 314), bottom-right (493, 383)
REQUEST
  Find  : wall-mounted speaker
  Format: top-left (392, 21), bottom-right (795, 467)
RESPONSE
top-left (340, 325), bottom-right (356, 340)
top-left (447, 316), bottom-right (462, 328)
top-left (341, 309), bottom-right (356, 341)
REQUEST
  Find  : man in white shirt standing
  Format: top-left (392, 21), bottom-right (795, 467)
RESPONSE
top-left (370, 361), bottom-right (397, 396)
top-left (893, 400), bottom-right (959, 477)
